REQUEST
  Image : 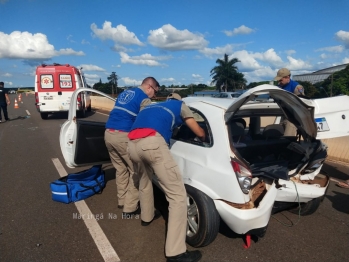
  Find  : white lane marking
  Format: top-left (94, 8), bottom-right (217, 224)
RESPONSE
top-left (26, 110), bottom-right (31, 116)
top-left (96, 111), bottom-right (109, 117)
top-left (51, 158), bottom-right (120, 262)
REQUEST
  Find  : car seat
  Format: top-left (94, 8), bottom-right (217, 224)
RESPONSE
top-left (231, 121), bottom-right (245, 143)
top-left (262, 124), bottom-right (285, 140)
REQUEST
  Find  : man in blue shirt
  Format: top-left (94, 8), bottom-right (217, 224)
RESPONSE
top-left (128, 93), bottom-right (205, 262)
top-left (274, 68), bottom-right (305, 96)
top-left (104, 77), bottom-right (159, 214)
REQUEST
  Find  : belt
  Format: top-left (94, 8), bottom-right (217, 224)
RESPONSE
top-left (107, 129), bottom-right (125, 132)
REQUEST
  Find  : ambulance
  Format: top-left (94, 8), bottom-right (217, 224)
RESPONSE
top-left (35, 63), bottom-right (91, 119)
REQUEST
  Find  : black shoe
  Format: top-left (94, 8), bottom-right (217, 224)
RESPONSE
top-left (117, 205), bottom-right (124, 209)
top-left (5, 118), bottom-right (10, 121)
top-left (141, 210), bottom-right (162, 226)
top-left (122, 206), bottom-right (141, 217)
top-left (166, 250), bottom-right (202, 262)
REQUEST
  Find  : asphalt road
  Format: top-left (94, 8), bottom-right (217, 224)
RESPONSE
top-left (0, 93), bottom-right (348, 262)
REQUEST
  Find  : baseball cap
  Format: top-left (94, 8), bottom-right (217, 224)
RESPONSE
top-left (167, 93), bottom-right (182, 101)
top-left (274, 68), bottom-right (291, 81)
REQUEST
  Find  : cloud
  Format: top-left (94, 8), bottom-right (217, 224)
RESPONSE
top-left (223, 25), bottom-right (255, 37)
top-left (121, 77), bottom-right (142, 86)
top-left (192, 74), bottom-right (201, 78)
top-left (285, 56), bottom-right (312, 71)
top-left (91, 21), bottom-right (144, 46)
top-left (243, 67), bottom-right (276, 83)
top-left (315, 45), bottom-right (344, 52)
top-left (160, 77), bottom-right (176, 83)
top-left (83, 73), bottom-right (102, 86)
top-left (67, 34), bottom-right (76, 43)
top-left (199, 44), bottom-right (235, 58)
top-left (119, 52), bottom-right (171, 66)
top-left (111, 44), bottom-right (128, 52)
top-left (0, 31), bottom-right (84, 60)
top-left (81, 39), bottom-right (90, 45)
top-left (3, 73), bottom-right (12, 77)
top-left (148, 24), bottom-right (208, 51)
top-left (285, 50), bottom-right (296, 55)
top-left (78, 64), bottom-right (105, 71)
top-left (335, 30), bottom-right (349, 49)
top-left (84, 73), bottom-right (100, 78)
top-left (343, 57), bottom-right (349, 63)
top-left (252, 48), bottom-right (283, 66)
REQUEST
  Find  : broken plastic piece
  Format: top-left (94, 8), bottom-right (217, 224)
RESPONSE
top-left (243, 234), bottom-right (251, 249)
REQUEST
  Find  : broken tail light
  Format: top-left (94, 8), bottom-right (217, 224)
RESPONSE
top-left (231, 159), bottom-right (252, 194)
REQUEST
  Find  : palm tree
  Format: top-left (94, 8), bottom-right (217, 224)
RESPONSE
top-left (107, 72), bottom-right (118, 97)
top-left (210, 54), bottom-right (246, 92)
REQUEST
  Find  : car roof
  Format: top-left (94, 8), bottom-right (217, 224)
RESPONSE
top-left (183, 96), bottom-right (237, 109)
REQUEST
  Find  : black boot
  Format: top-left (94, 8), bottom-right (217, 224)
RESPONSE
top-left (122, 205), bottom-right (141, 217)
top-left (166, 250), bottom-right (202, 262)
top-left (141, 209), bottom-right (162, 226)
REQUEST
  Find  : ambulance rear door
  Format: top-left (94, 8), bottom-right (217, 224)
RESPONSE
top-left (36, 65), bottom-right (76, 113)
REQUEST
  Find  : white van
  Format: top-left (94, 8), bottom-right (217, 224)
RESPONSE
top-left (35, 63), bottom-right (91, 119)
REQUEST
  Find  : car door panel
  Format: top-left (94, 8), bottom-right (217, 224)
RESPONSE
top-left (75, 120), bottom-right (110, 165)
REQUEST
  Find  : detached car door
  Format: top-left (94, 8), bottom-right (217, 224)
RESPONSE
top-left (60, 88), bottom-right (113, 168)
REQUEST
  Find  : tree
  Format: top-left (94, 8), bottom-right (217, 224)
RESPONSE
top-left (107, 72), bottom-right (118, 97)
top-left (210, 54), bottom-right (247, 92)
top-left (298, 81), bottom-right (318, 98)
top-left (321, 64), bottom-right (349, 96)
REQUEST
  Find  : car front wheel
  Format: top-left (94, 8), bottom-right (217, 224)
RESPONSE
top-left (185, 184), bottom-right (220, 247)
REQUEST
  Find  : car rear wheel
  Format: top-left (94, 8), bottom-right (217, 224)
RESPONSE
top-left (40, 113), bottom-right (48, 119)
top-left (288, 197), bottom-right (322, 216)
top-left (185, 184), bottom-right (220, 247)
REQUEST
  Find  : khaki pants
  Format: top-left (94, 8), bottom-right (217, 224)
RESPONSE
top-left (128, 133), bottom-right (187, 257)
top-left (104, 130), bottom-right (139, 212)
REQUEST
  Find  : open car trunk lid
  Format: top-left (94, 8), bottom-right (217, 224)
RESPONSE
top-left (224, 84), bottom-right (317, 141)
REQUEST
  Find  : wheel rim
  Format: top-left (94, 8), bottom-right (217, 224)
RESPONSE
top-left (186, 194), bottom-right (199, 237)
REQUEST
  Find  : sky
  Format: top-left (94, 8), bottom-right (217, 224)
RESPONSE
top-left (0, 0), bottom-right (349, 88)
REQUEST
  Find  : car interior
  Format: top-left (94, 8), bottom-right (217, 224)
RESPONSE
top-left (229, 114), bottom-right (327, 178)
top-left (172, 109), bottom-right (213, 147)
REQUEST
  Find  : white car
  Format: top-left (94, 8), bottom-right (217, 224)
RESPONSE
top-left (59, 85), bottom-right (349, 247)
top-left (213, 91), bottom-right (244, 99)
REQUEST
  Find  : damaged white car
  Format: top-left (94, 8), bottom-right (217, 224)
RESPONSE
top-left (60, 85), bottom-right (349, 248)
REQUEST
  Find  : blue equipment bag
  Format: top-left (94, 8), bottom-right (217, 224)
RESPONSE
top-left (50, 165), bottom-right (105, 204)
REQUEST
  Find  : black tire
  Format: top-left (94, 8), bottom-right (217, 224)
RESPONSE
top-left (40, 113), bottom-right (48, 119)
top-left (77, 105), bottom-right (86, 118)
top-left (288, 197), bottom-right (322, 216)
top-left (185, 184), bottom-right (220, 247)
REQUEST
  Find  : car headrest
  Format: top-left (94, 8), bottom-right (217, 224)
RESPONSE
top-left (231, 121), bottom-right (245, 137)
top-left (263, 124), bottom-right (284, 139)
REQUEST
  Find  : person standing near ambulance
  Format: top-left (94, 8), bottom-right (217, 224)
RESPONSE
top-left (104, 77), bottom-right (160, 214)
top-left (128, 93), bottom-right (205, 262)
top-left (0, 82), bottom-right (11, 123)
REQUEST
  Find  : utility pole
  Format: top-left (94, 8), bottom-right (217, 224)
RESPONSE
top-left (330, 73), bottom-right (333, 97)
